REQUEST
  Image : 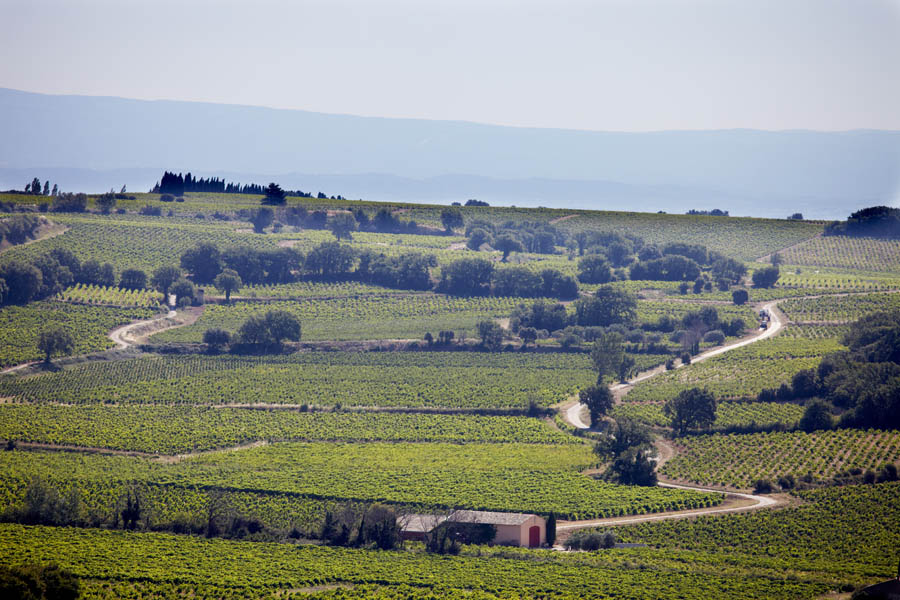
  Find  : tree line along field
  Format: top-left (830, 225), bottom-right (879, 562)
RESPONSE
top-left (779, 291), bottom-right (900, 323)
top-left (659, 429), bottom-right (900, 488)
top-left (776, 235), bottom-right (900, 272)
top-left (0, 442), bottom-right (720, 521)
top-left (611, 400), bottom-right (805, 430)
top-left (624, 333), bottom-right (846, 403)
top-left (0, 523), bottom-right (844, 600)
top-left (0, 301), bottom-right (154, 367)
top-left (0, 405), bottom-right (577, 453)
top-left (0, 352), bottom-right (598, 408)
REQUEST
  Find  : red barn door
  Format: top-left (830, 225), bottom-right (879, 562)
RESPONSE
top-left (528, 525), bottom-right (540, 547)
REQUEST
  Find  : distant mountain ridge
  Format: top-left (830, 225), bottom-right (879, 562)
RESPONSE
top-left (1, 87), bottom-right (898, 219)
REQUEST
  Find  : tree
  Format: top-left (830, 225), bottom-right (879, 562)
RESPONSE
top-left (328, 213), bottom-right (358, 241)
top-left (30, 177), bottom-right (42, 195)
top-left (590, 332), bottom-right (625, 382)
top-left (0, 261), bottom-right (42, 304)
top-left (42, 181), bottom-right (50, 195)
top-left (466, 228), bottom-right (492, 251)
top-left (251, 207), bottom-right (274, 233)
top-left (440, 207), bottom-right (464, 233)
top-left (0, 278), bottom-right (7, 306)
top-left (180, 242), bottom-right (222, 283)
top-left (151, 266), bottom-right (182, 303)
top-left (492, 267), bottom-right (542, 297)
top-left (78, 260), bottom-right (115, 287)
top-left (771, 252), bottom-right (784, 267)
top-left (305, 241), bottom-right (357, 279)
top-left (493, 234), bottom-right (524, 262)
top-left (610, 447), bottom-right (658, 486)
top-left (171, 278), bottom-right (197, 306)
top-left (546, 513), bottom-right (557, 546)
top-left (238, 310), bottom-right (301, 348)
top-left (593, 417), bottom-right (654, 460)
top-left (799, 400), bottom-right (833, 432)
top-left (214, 268), bottom-right (242, 302)
top-left (574, 286), bottom-right (637, 327)
top-left (438, 258), bottom-right (494, 296)
top-left (540, 269), bottom-right (578, 300)
top-left (752, 266), bottom-right (780, 288)
top-left (579, 384), bottom-right (614, 427)
top-left (119, 269), bottom-right (147, 290)
top-left (203, 328), bottom-right (231, 352)
top-left (788, 212), bottom-right (803, 220)
top-left (732, 288), bottom-right (749, 305)
top-left (577, 255), bottom-right (612, 284)
top-left (262, 182), bottom-right (287, 205)
top-left (96, 193), bottom-right (117, 214)
top-left (664, 388), bottom-right (717, 435)
top-left (519, 327), bottom-right (538, 347)
top-left (476, 320), bottom-right (504, 350)
top-left (37, 327), bottom-right (74, 364)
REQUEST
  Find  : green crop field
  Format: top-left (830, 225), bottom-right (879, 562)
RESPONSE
top-left (0, 442), bottom-right (720, 520)
top-left (777, 235), bottom-right (900, 272)
top-left (0, 352), bottom-right (597, 408)
top-left (660, 429), bottom-right (900, 488)
top-left (0, 405), bottom-right (574, 453)
top-left (57, 283), bottom-right (160, 307)
top-left (0, 301), bottom-right (154, 367)
top-left (611, 400), bottom-right (804, 430)
top-left (152, 295), bottom-right (547, 342)
top-left (614, 482), bottom-right (900, 578)
top-left (624, 333), bottom-right (845, 402)
top-left (0, 523), bottom-right (850, 600)
top-left (779, 291), bottom-right (900, 323)
top-left (634, 300), bottom-right (757, 327)
top-left (776, 265), bottom-right (900, 292)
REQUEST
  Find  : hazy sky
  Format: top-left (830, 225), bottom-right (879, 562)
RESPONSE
top-left (1, 0), bottom-right (898, 131)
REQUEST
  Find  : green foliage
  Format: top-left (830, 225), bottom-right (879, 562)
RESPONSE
top-left (37, 327), bottom-right (74, 364)
top-left (752, 266), bottom-right (780, 288)
top-left (611, 401), bottom-right (804, 430)
top-left (664, 388), bottom-right (717, 435)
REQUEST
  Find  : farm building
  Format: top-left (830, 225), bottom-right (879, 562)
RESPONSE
top-left (398, 510), bottom-right (547, 547)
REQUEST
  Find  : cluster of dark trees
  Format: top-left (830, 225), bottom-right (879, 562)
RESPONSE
top-left (320, 505), bottom-right (402, 551)
top-left (0, 214), bottom-right (44, 245)
top-left (465, 220), bottom-right (564, 258)
top-left (685, 208), bottom-right (729, 216)
top-left (435, 257), bottom-right (577, 300)
top-left (757, 310), bottom-right (900, 431)
top-left (0, 250), bottom-right (121, 306)
top-left (824, 206), bottom-right (900, 239)
top-left (151, 171), bottom-right (342, 200)
top-left (4, 177), bottom-right (57, 196)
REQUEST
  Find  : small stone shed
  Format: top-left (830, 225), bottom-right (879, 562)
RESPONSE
top-left (398, 510), bottom-right (546, 547)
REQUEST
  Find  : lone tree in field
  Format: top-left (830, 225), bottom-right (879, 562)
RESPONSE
top-left (664, 387), bottom-right (717, 435)
top-left (203, 328), bottom-right (231, 353)
top-left (476, 319), bottom-right (505, 350)
top-left (151, 266), bottom-right (181, 304)
top-left (251, 207), bottom-right (275, 233)
top-left (579, 384), bottom-right (614, 427)
top-left (732, 288), bottom-right (749, 305)
top-left (262, 183), bottom-right (287, 205)
top-left (238, 310), bottom-right (301, 348)
top-left (328, 212), bottom-right (358, 241)
top-left (214, 268), bottom-right (242, 303)
top-left (38, 327), bottom-right (74, 364)
top-left (440, 207), bottom-right (464, 233)
top-left (590, 331), bottom-right (625, 384)
top-left (752, 266), bottom-right (780, 288)
top-left (493, 234), bottom-right (524, 262)
top-left (593, 417), bottom-right (654, 461)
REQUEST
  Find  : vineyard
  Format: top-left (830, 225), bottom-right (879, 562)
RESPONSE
top-left (0, 301), bottom-right (154, 367)
top-left (634, 300), bottom-right (757, 328)
top-left (0, 405), bottom-right (575, 452)
top-left (625, 334), bottom-right (845, 402)
top-left (57, 283), bottom-right (160, 307)
top-left (776, 266), bottom-right (900, 292)
top-left (779, 291), bottom-right (900, 323)
top-left (611, 401), bottom-right (804, 430)
top-left (0, 523), bottom-right (844, 600)
top-left (152, 295), bottom-right (550, 342)
top-left (659, 429), bottom-right (900, 488)
top-left (614, 482), bottom-right (900, 576)
top-left (0, 352), bottom-right (597, 408)
top-left (776, 235), bottom-right (900, 272)
top-left (0, 442), bottom-right (721, 520)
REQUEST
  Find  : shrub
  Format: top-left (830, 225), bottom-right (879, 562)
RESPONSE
top-left (753, 479), bottom-right (774, 494)
top-left (732, 289), bottom-right (749, 305)
top-left (703, 330), bottom-right (725, 345)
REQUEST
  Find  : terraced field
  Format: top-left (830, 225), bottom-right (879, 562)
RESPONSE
top-left (779, 291), bottom-right (900, 323)
top-left (0, 352), bottom-right (597, 408)
top-left (778, 235), bottom-right (900, 272)
top-left (611, 400), bottom-right (804, 430)
top-left (660, 429), bottom-right (900, 488)
top-left (625, 333), bottom-right (845, 402)
top-left (0, 405), bottom-right (574, 453)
